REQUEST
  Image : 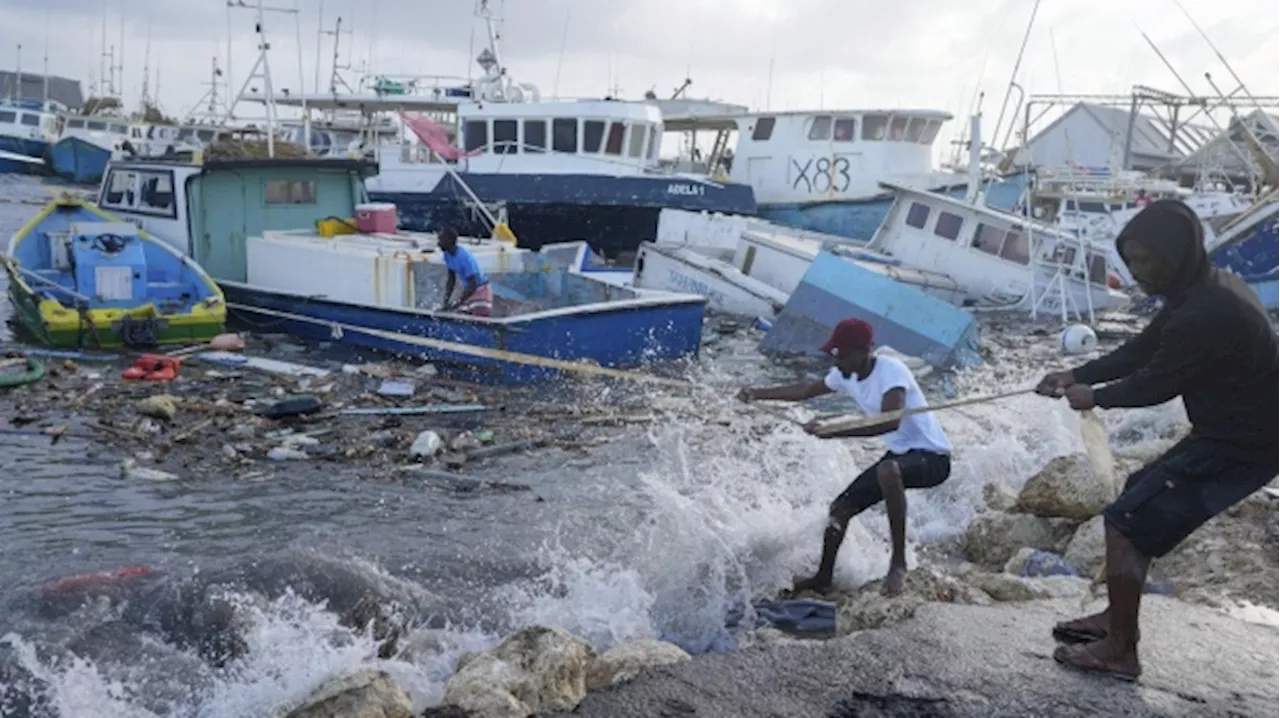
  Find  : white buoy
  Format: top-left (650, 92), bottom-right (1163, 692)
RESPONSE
top-left (1060, 324), bottom-right (1098, 355)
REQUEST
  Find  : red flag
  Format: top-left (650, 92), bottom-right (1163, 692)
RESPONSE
top-left (399, 112), bottom-right (482, 161)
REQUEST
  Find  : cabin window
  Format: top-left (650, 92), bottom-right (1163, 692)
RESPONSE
top-left (934, 211), bottom-right (963, 240)
top-left (1078, 201), bottom-right (1106, 213)
top-left (1087, 253), bottom-right (1108, 285)
top-left (919, 119), bottom-right (942, 144)
top-left (604, 122), bottom-right (626, 155)
top-left (66, 118), bottom-right (84, 129)
top-left (808, 115), bottom-right (832, 141)
top-left (264, 179), bottom-right (317, 204)
top-left (904, 202), bottom-right (931, 229)
top-left (136, 171), bottom-right (177, 216)
top-left (889, 116), bottom-right (909, 141)
top-left (583, 120), bottom-right (605, 153)
top-left (1065, 199), bottom-right (1077, 211)
top-left (751, 117), bottom-right (775, 141)
top-left (0, 111), bottom-right (15, 123)
top-left (833, 118), bottom-right (856, 142)
top-left (87, 121), bottom-right (107, 131)
top-left (1000, 230), bottom-right (1031, 265)
top-left (463, 120), bottom-right (488, 152)
top-left (905, 118), bottom-right (926, 143)
top-left (552, 118), bottom-right (577, 152)
top-left (627, 124), bottom-right (646, 158)
top-left (972, 223), bottom-right (1006, 256)
top-left (647, 125), bottom-right (660, 160)
top-left (20, 114), bottom-right (40, 127)
top-left (492, 119), bottom-right (518, 154)
top-left (110, 124), bottom-right (127, 134)
top-left (103, 170), bottom-right (136, 207)
top-left (861, 114), bottom-right (888, 140)
top-left (524, 120), bottom-right (546, 152)
top-left (196, 129), bottom-right (215, 142)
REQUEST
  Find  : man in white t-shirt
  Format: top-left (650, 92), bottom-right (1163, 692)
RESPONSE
top-left (738, 318), bottom-right (953, 596)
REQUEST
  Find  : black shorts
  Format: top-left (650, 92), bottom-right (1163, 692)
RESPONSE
top-left (1103, 437), bottom-right (1279, 558)
top-left (831, 449), bottom-right (952, 517)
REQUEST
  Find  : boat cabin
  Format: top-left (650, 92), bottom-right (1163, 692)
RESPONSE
top-left (869, 182), bottom-right (1127, 316)
top-left (94, 157), bottom-right (380, 282)
top-left (664, 109), bottom-right (952, 205)
top-left (393, 100), bottom-right (664, 176)
top-left (1019, 166), bottom-right (1186, 230)
top-left (0, 98), bottom-right (64, 154)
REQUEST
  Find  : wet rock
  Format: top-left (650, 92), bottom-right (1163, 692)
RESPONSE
top-left (962, 513), bottom-right (1075, 569)
top-left (119, 458), bottom-right (179, 481)
top-left (281, 434), bottom-right (321, 449)
top-left (1063, 515), bottom-right (1107, 577)
top-left (267, 447), bottom-right (309, 461)
top-left (737, 627), bottom-right (798, 650)
top-left (411, 431), bottom-right (444, 458)
top-left (137, 395), bottom-right (178, 421)
top-left (586, 639), bottom-right (691, 691)
top-left (221, 444), bottom-right (239, 459)
top-left (282, 668), bottom-right (413, 718)
top-left (552, 597), bottom-right (1279, 718)
top-left (835, 569), bottom-right (992, 635)
top-left (441, 625), bottom-right (597, 716)
top-left (981, 481), bottom-right (1017, 512)
top-left (1014, 454), bottom-right (1111, 520)
top-left (967, 573), bottom-right (1090, 602)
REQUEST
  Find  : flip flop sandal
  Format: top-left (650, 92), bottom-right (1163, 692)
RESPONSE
top-left (1052, 623), bottom-right (1106, 644)
top-left (1053, 644), bottom-right (1140, 683)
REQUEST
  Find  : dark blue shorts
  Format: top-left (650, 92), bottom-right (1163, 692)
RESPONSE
top-left (1103, 437), bottom-right (1279, 558)
top-left (831, 449), bottom-right (952, 518)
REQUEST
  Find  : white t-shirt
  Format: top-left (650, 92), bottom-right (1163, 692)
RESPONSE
top-left (823, 355), bottom-right (953, 456)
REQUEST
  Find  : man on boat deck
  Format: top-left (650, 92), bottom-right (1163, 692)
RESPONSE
top-left (738, 318), bottom-right (953, 597)
top-left (438, 227), bottom-right (493, 317)
top-left (1036, 199), bottom-right (1278, 682)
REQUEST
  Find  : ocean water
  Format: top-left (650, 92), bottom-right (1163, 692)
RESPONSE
top-left (0, 173), bottom-right (1190, 717)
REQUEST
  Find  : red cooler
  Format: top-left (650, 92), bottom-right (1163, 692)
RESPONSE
top-left (355, 203), bottom-right (398, 233)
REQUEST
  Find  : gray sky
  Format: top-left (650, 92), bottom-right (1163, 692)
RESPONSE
top-left (2, 0), bottom-right (1276, 150)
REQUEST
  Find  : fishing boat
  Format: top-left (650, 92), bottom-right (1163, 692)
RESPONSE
top-left (0, 148), bottom-right (44, 176)
top-left (1206, 191), bottom-right (1278, 311)
top-left (2, 196), bottom-right (227, 349)
top-left (260, 1), bottom-right (757, 261)
top-left (0, 97), bottom-right (62, 163)
top-left (91, 155), bottom-right (708, 383)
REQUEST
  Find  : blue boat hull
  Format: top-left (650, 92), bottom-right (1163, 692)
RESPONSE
top-left (756, 173), bottom-right (1030, 242)
top-left (760, 250), bottom-right (982, 369)
top-left (0, 154), bottom-right (42, 176)
top-left (1245, 276), bottom-right (1278, 311)
top-left (218, 281), bottom-right (706, 384)
top-left (368, 172), bottom-right (757, 260)
top-left (49, 137), bottom-right (112, 185)
top-left (0, 135), bottom-right (49, 160)
top-left (1208, 204), bottom-right (1280, 280)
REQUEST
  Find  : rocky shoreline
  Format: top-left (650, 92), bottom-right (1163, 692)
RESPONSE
top-left (276, 452), bottom-right (1278, 718)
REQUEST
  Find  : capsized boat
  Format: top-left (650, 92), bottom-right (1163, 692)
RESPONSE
top-left (2, 196), bottom-right (226, 349)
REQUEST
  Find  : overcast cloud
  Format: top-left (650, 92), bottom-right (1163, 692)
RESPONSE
top-left (1, 0), bottom-right (1275, 153)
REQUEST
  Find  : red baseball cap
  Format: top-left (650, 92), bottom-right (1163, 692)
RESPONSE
top-left (819, 318), bottom-right (874, 357)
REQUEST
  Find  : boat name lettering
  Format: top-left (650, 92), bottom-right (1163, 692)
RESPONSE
top-left (667, 183), bottom-right (705, 196)
top-left (666, 269), bottom-right (726, 306)
top-left (791, 156), bottom-right (851, 194)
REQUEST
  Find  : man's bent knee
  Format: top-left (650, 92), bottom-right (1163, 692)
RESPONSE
top-left (875, 460), bottom-right (902, 488)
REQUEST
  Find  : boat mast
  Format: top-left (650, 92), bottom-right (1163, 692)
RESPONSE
top-left (224, 0), bottom-right (300, 157)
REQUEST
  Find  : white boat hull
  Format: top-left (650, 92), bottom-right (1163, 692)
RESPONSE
top-left (633, 243), bottom-right (788, 317)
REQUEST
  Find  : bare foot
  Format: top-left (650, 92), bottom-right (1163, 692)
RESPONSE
top-left (1053, 639), bottom-right (1142, 682)
top-left (792, 574), bottom-right (832, 594)
top-left (880, 565), bottom-right (907, 597)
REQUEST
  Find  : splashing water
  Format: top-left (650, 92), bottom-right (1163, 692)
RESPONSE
top-left (0, 280), bottom-right (1191, 715)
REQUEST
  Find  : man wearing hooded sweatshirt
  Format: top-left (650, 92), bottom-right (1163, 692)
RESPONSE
top-left (1036, 199), bottom-right (1278, 682)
